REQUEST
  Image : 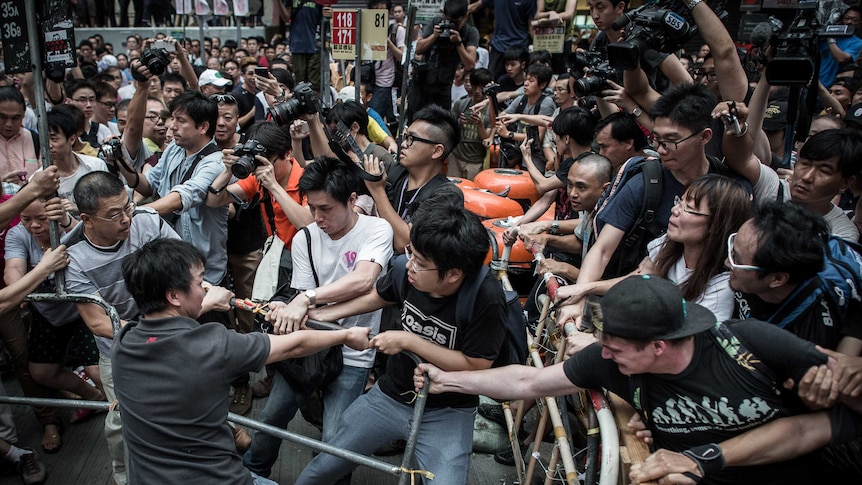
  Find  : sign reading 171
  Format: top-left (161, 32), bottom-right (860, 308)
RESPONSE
top-left (332, 9), bottom-right (358, 60)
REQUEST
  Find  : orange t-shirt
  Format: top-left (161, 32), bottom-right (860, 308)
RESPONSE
top-left (236, 157), bottom-right (305, 248)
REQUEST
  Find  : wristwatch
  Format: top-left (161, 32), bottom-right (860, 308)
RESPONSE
top-left (304, 289), bottom-right (317, 306)
top-left (508, 132), bottom-right (515, 140)
top-left (550, 220), bottom-right (560, 235)
top-left (631, 107), bottom-right (643, 117)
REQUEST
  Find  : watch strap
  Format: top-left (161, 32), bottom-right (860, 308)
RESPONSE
top-left (682, 443), bottom-right (725, 478)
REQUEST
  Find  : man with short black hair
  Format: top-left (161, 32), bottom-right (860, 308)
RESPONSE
top-left (295, 204), bottom-right (506, 485)
top-left (244, 157), bottom-right (392, 481)
top-left (113, 238), bottom-right (370, 485)
top-left (115, 89), bottom-right (229, 287)
top-left (66, 171), bottom-right (180, 485)
top-left (728, 201), bottom-right (862, 354)
top-left (362, 104), bottom-right (464, 251)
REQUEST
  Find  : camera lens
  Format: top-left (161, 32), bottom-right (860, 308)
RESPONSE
top-left (231, 156), bottom-right (257, 179)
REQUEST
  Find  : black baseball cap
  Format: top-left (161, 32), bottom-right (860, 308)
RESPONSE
top-left (596, 276), bottom-right (717, 340)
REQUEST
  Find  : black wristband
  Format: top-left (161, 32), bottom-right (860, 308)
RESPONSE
top-left (59, 213), bottom-right (72, 228)
top-left (207, 185), bottom-right (224, 195)
top-left (682, 443), bottom-right (725, 478)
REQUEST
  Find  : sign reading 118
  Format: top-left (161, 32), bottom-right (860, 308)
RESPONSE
top-left (334, 11), bottom-right (354, 28)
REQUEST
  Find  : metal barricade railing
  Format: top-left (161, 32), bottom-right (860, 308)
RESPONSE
top-left (0, 317), bottom-right (434, 482)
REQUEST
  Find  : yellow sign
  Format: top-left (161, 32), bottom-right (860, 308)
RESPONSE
top-left (534, 26), bottom-right (566, 53)
top-left (332, 9), bottom-right (357, 60)
top-left (361, 9), bottom-right (389, 61)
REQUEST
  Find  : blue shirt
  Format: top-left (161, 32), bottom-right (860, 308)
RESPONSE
top-left (145, 141), bottom-right (229, 284)
top-left (482, 0), bottom-right (537, 52)
top-left (819, 36), bottom-right (862, 88)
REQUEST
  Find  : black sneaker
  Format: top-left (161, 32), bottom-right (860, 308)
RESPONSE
top-left (493, 447), bottom-right (516, 467)
top-left (477, 403), bottom-right (507, 427)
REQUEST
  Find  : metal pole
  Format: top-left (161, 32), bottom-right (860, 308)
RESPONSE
top-left (395, 4), bottom-right (417, 156)
top-left (354, 8), bottom-right (361, 104)
top-left (320, 14), bottom-right (331, 105)
top-left (25, 0), bottom-right (64, 292)
top-left (198, 14), bottom-right (206, 65)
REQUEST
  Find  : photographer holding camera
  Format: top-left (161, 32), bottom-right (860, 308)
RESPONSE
top-left (205, 122), bottom-right (312, 258)
top-left (114, 81), bottom-right (229, 288)
top-left (408, 0), bottom-right (478, 122)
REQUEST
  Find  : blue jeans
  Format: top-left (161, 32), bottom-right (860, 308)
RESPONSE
top-left (294, 384), bottom-right (476, 485)
top-left (243, 365), bottom-right (369, 477)
top-left (369, 85), bottom-right (393, 122)
top-left (251, 471), bottom-right (278, 484)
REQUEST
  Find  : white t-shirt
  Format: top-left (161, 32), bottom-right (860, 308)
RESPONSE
top-left (290, 214), bottom-right (394, 368)
top-left (823, 203), bottom-right (859, 242)
top-left (755, 164), bottom-right (859, 242)
top-left (647, 234), bottom-right (734, 321)
top-left (35, 154), bottom-right (108, 207)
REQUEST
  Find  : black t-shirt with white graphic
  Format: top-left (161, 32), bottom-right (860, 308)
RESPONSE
top-left (376, 270), bottom-right (507, 408)
top-left (564, 319), bottom-right (825, 485)
top-left (734, 290), bottom-right (862, 350)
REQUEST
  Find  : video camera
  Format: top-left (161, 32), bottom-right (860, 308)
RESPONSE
top-left (607, 4), bottom-right (693, 71)
top-left (764, 2), bottom-right (855, 86)
top-left (269, 82), bottom-right (324, 126)
top-left (231, 139), bottom-right (268, 179)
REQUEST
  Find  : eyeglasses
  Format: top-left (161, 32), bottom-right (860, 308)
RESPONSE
top-left (692, 69), bottom-right (717, 80)
top-left (405, 243), bottom-right (437, 272)
top-left (726, 233), bottom-right (764, 272)
top-left (98, 100), bottom-right (116, 109)
top-left (72, 97), bottom-right (96, 105)
top-left (90, 200), bottom-right (136, 223)
top-left (673, 195), bottom-right (710, 217)
top-left (209, 93), bottom-right (237, 104)
top-left (403, 133), bottom-right (441, 148)
top-left (144, 111), bottom-right (170, 122)
top-left (653, 128), bottom-right (705, 152)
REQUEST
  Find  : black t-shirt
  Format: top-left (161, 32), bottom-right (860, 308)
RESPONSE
top-left (419, 16), bottom-right (480, 86)
top-left (564, 319), bottom-right (825, 485)
top-left (384, 163), bottom-right (464, 223)
top-left (375, 269), bottom-right (507, 408)
top-left (733, 290), bottom-right (862, 350)
top-left (496, 74), bottom-right (521, 94)
top-left (231, 84), bottom-right (257, 131)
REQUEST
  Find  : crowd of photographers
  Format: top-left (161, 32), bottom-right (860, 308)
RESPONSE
top-left (1, 0), bottom-right (862, 484)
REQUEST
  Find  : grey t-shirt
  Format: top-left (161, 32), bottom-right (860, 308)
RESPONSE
top-left (113, 316), bottom-right (269, 485)
top-left (65, 207), bottom-right (179, 354)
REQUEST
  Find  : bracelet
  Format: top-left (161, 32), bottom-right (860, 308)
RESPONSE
top-left (828, 38), bottom-right (837, 45)
top-left (687, 0), bottom-right (701, 9)
top-left (682, 443), bottom-right (725, 479)
top-left (59, 214), bottom-right (72, 228)
top-left (207, 185), bottom-right (224, 195)
top-left (732, 121), bottom-right (749, 137)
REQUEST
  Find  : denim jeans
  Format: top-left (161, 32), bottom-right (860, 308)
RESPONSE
top-left (294, 384), bottom-right (476, 485)
top-left (251, 471), bottom-right (279, 485)
top-left (244, 365), bottom-right (369, 477)
top-left (369, 85), bottom-right (393, 122)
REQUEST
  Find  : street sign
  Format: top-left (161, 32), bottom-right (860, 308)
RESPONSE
top-left (0, 0), bottom-right (29, 73)
top-left (360, 9), bottom-right (388, 61)
top-left (332, 9), bottom-right (358, 60)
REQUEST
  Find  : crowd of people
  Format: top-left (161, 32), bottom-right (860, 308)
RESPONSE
top-left (0, 0), bottom-right (861, 484)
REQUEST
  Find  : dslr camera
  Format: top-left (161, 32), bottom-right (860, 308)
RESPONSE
top-left (231, 139), bottom-right (268, 179)
top-left (574, 61), bottom-right (618, 97)
top-left (131, 48), bottom-right (170, 81)
top-left (269, 82), bottom-right (323, 126)
top-left (97, 139), bottom-right (123, 161)
top-left (437, 20), bottom-right (457, 40)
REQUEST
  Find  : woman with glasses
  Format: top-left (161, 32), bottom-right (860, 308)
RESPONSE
top-left (558, 174), bottom-right (750, 320)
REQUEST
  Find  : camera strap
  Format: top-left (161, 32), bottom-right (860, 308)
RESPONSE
top-left (178, 141), bottom-right (219, 186)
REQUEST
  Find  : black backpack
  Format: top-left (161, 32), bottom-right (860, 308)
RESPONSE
top-left (591, 156), bottom-right (664, 278)
top-left (388, 254), bottom-right (528, 367)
